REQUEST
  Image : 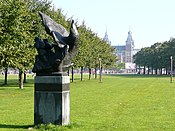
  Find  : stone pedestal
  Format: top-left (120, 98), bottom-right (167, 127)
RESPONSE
top-left (34, 73), bottom-right (70, 125)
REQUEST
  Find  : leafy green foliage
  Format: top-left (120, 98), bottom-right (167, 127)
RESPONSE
top-left (0, 0), bottom-right (116, 88)
top-left (134, 38), bottom-right (175, 74)
top-left (74, 22), bottom-right (116, 69)
top-left (0, 0), bottom-right (116, 71)
top-left (0, 0), bottom-right (35, 70)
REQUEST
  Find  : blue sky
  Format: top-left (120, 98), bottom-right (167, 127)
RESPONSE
top-left (52, 0), bottom-right (175, 49)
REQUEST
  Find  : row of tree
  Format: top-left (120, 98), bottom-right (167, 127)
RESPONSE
top-left (0, 0), bottom-right (116, 88)
top-left (134, 38), bottom-right (175, 75)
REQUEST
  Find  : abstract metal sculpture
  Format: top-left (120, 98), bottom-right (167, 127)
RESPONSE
top-left (32, 12), bottom-right (79, 73)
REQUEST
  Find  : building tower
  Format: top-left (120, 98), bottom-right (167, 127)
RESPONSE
top-left (103, 29), bottom-right (111, 44)
top-left (125, 30), bottom-right (134, 63)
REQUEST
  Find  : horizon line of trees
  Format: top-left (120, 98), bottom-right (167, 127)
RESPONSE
top-left (134, 38), bottom-right (175, 75)
top-left (0, 0), bottom-right (117, 88)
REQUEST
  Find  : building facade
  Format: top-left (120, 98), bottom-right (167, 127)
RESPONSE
top-left (104, 29), bottom-right (140, 73)
top-left (112, 45), bottom-right (125, 63)
top-left (112, 30), bottom-right (136, 63)
top-left (125, 31), bottom-right (134, 63)
top-left (112, 30), bottom-right (141, 73)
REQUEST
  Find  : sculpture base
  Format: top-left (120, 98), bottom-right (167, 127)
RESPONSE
top-left (34, 73), bottom-right (70, 125)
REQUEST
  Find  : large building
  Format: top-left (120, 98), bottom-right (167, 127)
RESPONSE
top-left (125, 31), bottom-right (134, 63)
top-left (112, 30), bottom-right (140, 72)
top-left (112, 30), bottom-right (138, 63)
top-left (102, 29), bottom-right (141, 73)
top-left (113, 45), bottom-right (125, 63)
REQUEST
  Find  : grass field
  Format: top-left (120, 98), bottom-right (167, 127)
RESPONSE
top-left (0, 74), bottom-right (175, 131)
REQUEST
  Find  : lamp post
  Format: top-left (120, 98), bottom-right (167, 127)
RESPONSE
top-left (170, 56), bottom-right (173, 83)
top-left (99, 58), bottom-right (102, 82)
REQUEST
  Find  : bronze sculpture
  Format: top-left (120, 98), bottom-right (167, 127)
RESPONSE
top-left (32, 12), bottom-right (79, 73)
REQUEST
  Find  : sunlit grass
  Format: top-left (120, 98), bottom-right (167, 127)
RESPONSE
top-left (0, 74), bottom-right (175, 130)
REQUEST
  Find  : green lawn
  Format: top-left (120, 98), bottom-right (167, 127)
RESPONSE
top-left (0, 74), bottom-right (175, 130)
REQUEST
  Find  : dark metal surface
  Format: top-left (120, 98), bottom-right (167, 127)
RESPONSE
top-left (32, 12), bottom-right (79, 73)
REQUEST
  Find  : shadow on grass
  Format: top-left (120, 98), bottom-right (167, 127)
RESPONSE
top-left (106, 74), bottom-right (170, 78)
top-left (0, 79), bottom-right (34, 88)
top-left (34, 122), bottom-right (83, 130)
top-left (70, 78), bottom-right (82, 82)
top-left (0, 124), bottom-right (33, 129)
top-left (0, 80), bottom-right (19, 87)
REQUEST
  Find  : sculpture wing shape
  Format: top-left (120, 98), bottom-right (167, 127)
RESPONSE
top-left (39, 12), bottom-right (69, 45)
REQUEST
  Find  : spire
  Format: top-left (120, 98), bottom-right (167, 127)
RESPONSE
top-left (129, 25), bottom-right (131, 32)
top-left (103, 27), bottom-right (111, 44)
top-left (126, 30), bottom-right (134, 47)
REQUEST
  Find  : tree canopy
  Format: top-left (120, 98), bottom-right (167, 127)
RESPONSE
top-left (0, 0), bottom-right (117, 87)
top-left (134, 39), bottom-right (175, 74)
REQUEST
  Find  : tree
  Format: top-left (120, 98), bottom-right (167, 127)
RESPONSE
top-left (0, 0), bottom-right (117, 86)
top-left (0, 0), bottom-right (53, 88)
top-left (73, 21), bottom-right (116, 80)
top-left (134, 39), bottom-right (175, 75)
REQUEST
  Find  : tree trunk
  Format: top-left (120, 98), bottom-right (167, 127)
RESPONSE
top-left (4, 67), bottom-right (8, 85)
top-left (155, 68), bottom-right (157, 75)
top-left (151, 66), bottom-right (154, 74)
top-left (143, 66), bottom-right (146, 75)
top-left (95, 68), bottom-right (97, 79)
top-left (19, 69), bottom-right (24, 89)
top-left (80, 66), bottom-right (83, 81)
top-left (71, 67), bottom-right (74, 82)
top-left (88, 68), bottom-right (91, 80)
top-left (166, 68), bottom-right (168, 75)
top-left (138, 65), bottom-right (141, 74)
top-left (160, 68), bottom-right (162, 75)
top-left (100, 67), bottom-right (102, 82)
top-left (67, 69), bottom-right (69, 76)
top-left (23, 71), bottom-right (27, 83)
top-left (147, 66), bottom-right (150, 75)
